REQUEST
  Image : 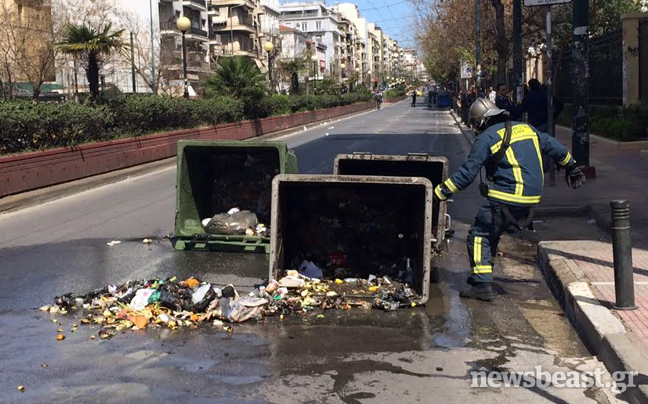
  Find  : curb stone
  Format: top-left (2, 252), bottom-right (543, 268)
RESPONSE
top-left (449, 110), bottom-right (475, 146)
top-left (538, 241), bottom-right (648, 404)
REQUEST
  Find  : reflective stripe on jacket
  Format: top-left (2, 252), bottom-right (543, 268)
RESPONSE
top-left (434, 122), bottom-right (575, 206)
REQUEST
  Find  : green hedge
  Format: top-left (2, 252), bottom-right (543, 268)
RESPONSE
top-left (0, 102), bottom-right (114, 153)
top-left (385, 89), bottom-right (406, 98)
top-left (557, 104), bottom-right (648, 142)
top-left (0, 93), bottom-right (372, 155)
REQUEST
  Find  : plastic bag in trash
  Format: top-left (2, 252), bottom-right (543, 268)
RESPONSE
top-left (129, 289), bottom-right (155, 311)
top-left (298, 260), bottom-right (323, 279)
top-left (203, 210), bottom-right (259, 235)
top-left (191, 284), bottom-right (217, 312)
top-left (225, 299), bottom-right (265, 322)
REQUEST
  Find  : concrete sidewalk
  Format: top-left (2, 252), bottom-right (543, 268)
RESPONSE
top-left (451, 111), bottom-right (648, 402)
top-left (541, 127), bottom-right (648, 403)
top-left (544, 126), bottom-right (648, 244)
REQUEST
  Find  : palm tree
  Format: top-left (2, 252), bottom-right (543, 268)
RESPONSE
top-left (56, 23), bottom-right (126, 102)
top-left (204, 56), bottom-right (267, 99)
top-left (278, 57), bottom-right (308, 95)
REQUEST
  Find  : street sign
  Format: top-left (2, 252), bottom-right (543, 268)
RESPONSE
top-left (523, 0), bottom-right (571, 6)
top-left (460, 61), bottom-right (472, 79)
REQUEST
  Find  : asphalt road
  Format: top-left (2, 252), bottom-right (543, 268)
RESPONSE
top-left (0, 99), bottom-right (625, 403)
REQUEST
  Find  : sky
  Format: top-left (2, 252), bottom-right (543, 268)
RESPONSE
top-left (280, 0), bottom-right (420, 49)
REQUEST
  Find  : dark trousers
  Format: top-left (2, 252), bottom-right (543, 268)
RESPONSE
top-left (467, 201), bottom-right (532, 283)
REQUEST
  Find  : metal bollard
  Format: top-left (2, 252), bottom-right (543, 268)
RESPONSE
top-left (610, 200), bottom-right (637, 310)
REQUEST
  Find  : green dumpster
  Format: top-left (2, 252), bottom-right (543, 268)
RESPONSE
top-left (173, 140), bottom-right (298, 253)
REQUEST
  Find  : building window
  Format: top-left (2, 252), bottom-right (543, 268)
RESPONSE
top-left (315, 21), bottom-right (322, 31)
top-left (301, 21), bottom-right (308, 31)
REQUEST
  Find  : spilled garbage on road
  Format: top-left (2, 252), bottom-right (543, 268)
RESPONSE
top-left (41, 269), bottom-right (421, 340)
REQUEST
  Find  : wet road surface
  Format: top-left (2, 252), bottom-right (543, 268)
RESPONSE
top-left (0, 100), bottom-right (625, 403)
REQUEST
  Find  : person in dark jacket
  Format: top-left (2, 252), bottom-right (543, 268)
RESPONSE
top-left (465, 87), bottom-right (477, 127)
top-left (495, 83), bottom-right (515, 114)
top-left (514, 79), bottom-right (564, 132)
top-left (434, 98), bottom-right (586, 301)
top-left (411, 90), bottom-right (417, 107)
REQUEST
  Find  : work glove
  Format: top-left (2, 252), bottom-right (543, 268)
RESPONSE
top-left (565, 165), bottom-right (586, 189)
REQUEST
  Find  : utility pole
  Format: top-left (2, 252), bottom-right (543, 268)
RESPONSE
top-left (130, 32), bottom-right (137, 93)
top-left (149, 0), bottom-right (156, 94)
top-left (475, 0), bottom-right (481, 94)
top-left (572, 0), bottom-right (590, 167)
top-left (73, 58), bottom-right (79, 103)
top-left (546, 6), bottom-right (556, 186)
top-left (512, 0), bottom-right (523, 103)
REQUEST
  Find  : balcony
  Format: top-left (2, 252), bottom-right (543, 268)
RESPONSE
top-left (170, 51), bottom-right (211, 72)
top-left (219, 48), bottom-right (257, 58)
top-left (213, 21), bottom-right (256, 34)
top-left (189, 27), bottom-right (209, 37)
top-left (210, 0), bottom-right (256, 8)
top-left (14, 0), bottom-right (48, 6)
top-left (207, 3), bottom-right (220, 16)
top-left (209, 33), bottom-right (222, 45)
top-left (182, 0), bottom-right (207, 11)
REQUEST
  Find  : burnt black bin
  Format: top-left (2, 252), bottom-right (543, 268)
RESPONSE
top-left (334, 153), bottom-right (450, 249)
top-left (269, 174), bottom-right (433, 303)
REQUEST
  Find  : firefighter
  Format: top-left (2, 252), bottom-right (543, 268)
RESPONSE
top-left (433, 98), bottom-right (586, 301)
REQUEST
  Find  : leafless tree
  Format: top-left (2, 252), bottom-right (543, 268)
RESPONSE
top-left (0, 1), bottom-right (56, 100)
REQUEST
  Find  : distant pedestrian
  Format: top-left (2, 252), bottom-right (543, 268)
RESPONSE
top-left (488, 86), bottom-right (496, 103)
top-left (466, 87), bottom-right (477, 127)
top-left (460, 90), bottom-right (469, 123)
top-left (411, 90), bottom-right (417, 107)
top-left (374, 90), bottom-right (383, 110)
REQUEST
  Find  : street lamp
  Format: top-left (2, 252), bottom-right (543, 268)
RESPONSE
top-left (311, 54), bottom-right (318, 94)
top-left (177, 16), bottom-right (191, 99)
top-left (264, 41), bottom-right (274, 92)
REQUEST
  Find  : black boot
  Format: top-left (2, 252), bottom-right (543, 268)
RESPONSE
top-left (460, 282), bottom-right (496, 302)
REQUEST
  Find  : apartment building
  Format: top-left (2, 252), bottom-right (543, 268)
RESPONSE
top-left (402, 48), bottom-right (417, 77)
top-left (384, 35), bottom-right (401, 79)
top-left (368, 23), bottom-right (383, 85)
top-left (278, 2), bottom-right (346, 75)
top-left (157, 0), bottom-right (220, 95)
top-left (0, 0), bottom-right (55, 98)
top-left (332, 3), bottom-right (368, 81)
top-left (259, 0), bottom-right (280, 39)
top-left (210, 0), bottom-right (261, 59)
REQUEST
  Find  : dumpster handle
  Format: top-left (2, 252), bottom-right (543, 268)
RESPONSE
top-left (445, 214), bottom-right (452, 232)
top-left (406, 152), bottom-right (430, 160)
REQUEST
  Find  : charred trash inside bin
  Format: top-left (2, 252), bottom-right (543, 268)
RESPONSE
top-left (334, 153), bottom-right (450, 249)
top-left (270, 174), bottom-right (432, 304)
top-left (173, 140), bottom-right (298, 253)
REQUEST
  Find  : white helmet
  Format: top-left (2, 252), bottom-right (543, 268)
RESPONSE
top-left (469, 98), bottom-right (508, 129)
